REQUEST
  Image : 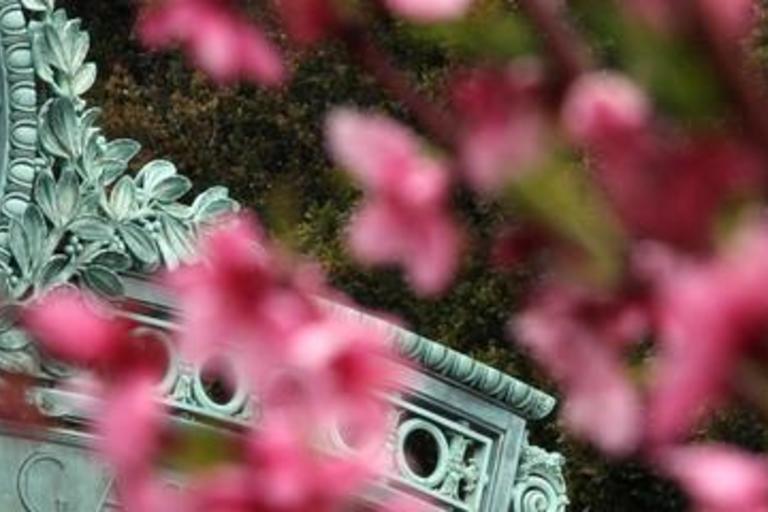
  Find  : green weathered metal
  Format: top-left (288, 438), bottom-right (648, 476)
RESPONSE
top-left (0, 1), bottom-right (569, 511)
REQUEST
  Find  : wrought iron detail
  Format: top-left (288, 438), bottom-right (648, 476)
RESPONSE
top-left (511, 439), bottom-right (568, 512)
top-left (331, 303), bottom-right (556, 421)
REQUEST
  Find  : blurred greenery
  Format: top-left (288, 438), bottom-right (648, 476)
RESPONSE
top-left (58, 0), bottom-right (768, 510)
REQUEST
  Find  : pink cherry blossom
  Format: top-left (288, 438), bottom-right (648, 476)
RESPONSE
top-left (661, 444), bottom-right (768, 512)
top-left (274, 0), bottom-right (337, 44)
top-left (184, 418), bottom-right (377, 512)
top-left (452, 61), bottom-right (546, 193)
top-left (561, 71), bottom-right (651, 148)
top-left (138, 0), bottom-right (285, 86)
top-left (246, 419), bottom-right (372, 511)
top-left (580, 125), bottom-right (762, 250)
top-left (623, 0), bottom-right (678, 33)
top-left (24, 290), bottom-right (170, 383)
top-left (167, 215), bottom-right (321, 363)
top-left (96, 377), bottom-right (164, 478)
top-left (326, 109), bottom-right (462, 295)
top-left (698, 0), bottom-right (757, 42)
top-left (264, 316), bottom-right (400, 448)
top-left (24, 290), bottom-right (131, 366)
top-left (384, 0), bottom-right (473, 23)
top-left (513, 284), bottom-right (645, 455)
top-left (647, 223), bottom-right (768, 444)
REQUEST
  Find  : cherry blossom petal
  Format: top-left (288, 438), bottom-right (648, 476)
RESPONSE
top-left (452, 62), bottom-right (546, 193)
top-left (138, 0), bottom-right (285, 86)
top-left (384, 0), bottom-right (473, 22)
top-left (326, 109), bottom-right (461, 295)
top-left (24, 290), bottom-right (129, 366)
top-left (698, 0), bottom-right (757, 42)
top-left (649, 223), bottom-right (768, 444)
top-left (96, 377), bottom-right (164, 477)
top-left (513, 285), bottom-right (644, 455)
top-left (274, 0), bottom-right (337, 44)
top-left (661, 444), bottom-right (768, 512)
top-left (562, 71), bottom-right (650, 147)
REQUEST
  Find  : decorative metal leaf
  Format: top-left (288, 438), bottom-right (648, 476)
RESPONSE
top-left (118, 223), bottom-right (158, 265)
top-left (105, 138), bottom-right (141, 162)
top-left (39, 254), bottom-right (70, 289)
top-left (152, 175), bottom-right (192, 203)
top-left (161, 215), bottom-right (195, 260)
top-left (68, 22), bottom-right (90, 71)
top-left (11, 1), bottom-right (238, 304)
top-left (21, 0), bottom-right (51, 12)
top-left (69, 215), bottom-right (114, 240)
top-left (137, 160), bottom-right (177, 194)
top-left (89, 250), bottom-right (131, 271)
top-left (0, 329), bottom-right (29, 351)
top-left (72, 62), bottom-right (96, 96)
top-left (156, 236), bottom-right (179, 269)
top-left (195, 197), bottom-right (237, 224)
top-left (56, 167), bottom-right (79, 223)
top-left (0, 305), bottom-right (20, 334)
top-left (41, 98), bottom-right (79, 159)
top-left (34, 169), bottom-right (58, 223)
top-left (31, 30), bottom-right (55, 84)
top-left (191, 186), bottom-right (237, 223)
top-left (38, 102), bottom-right (69, 159)
top-left (101, 138), bottom-right (141, 184)
top-left (109, 175), bottom-right (137, 220)
top-left (22, 205), bottom-right (47, 258)
top-left (43, 21), bottom-right (68, 71)
top-left (82, 264), bottom-right (122, 297)
top-left (9, 218), bottom-right (30, 276)
top-left (160, 203), bottom-right (192, 220)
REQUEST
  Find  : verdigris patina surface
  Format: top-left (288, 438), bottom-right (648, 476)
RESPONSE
top-left (0, 1), bottom-right (568, 510)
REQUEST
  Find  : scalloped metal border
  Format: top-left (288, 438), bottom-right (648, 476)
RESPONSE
top-left (0, 0), bottom-right (37, 224)
top-left (330, 301), bottom-right (557, 421)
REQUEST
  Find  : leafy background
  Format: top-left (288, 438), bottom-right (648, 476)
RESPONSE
top-left (56, 0), bottom-right (768, 509)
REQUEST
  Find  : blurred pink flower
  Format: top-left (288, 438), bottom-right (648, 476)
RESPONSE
top-left (623, 0), bottom-right (678, 33)
top-left (24, 290), bottom-right (129, 366)
top-left (575, 118), bottom-right (762, 249)
top-left (648, 224), bottom-right (768, 444)
top-left (513, 284), bottom-right (645, 455)
top-left (326, 109), bottom-right (462, 295)
top-left (186, 418), bottom-right (376, 512)
top-left (96, 377), bottom-right (164, 479)
top-left (698, 0), bottom-right (757, 42)
top-left (167, 215), bottom-right (321, 362)
top-left (245, 419), bottom-right (373, 511)
top-left (274, 0), bottom-right (337, 44)
top-left (562, 71), bottom-right (651, 148)
top-left (138, 0), bottom-right (285, 85)
top-left (270, 316), bottom-right (399, 446)
top-left (25, 290), bottom-right (173, 384)
top-left (384, 0), bottom-right (473, 22)
top-left (452, 61), bottom-right (546, 193)
top-left (661, 444), bottom-right (768, 512)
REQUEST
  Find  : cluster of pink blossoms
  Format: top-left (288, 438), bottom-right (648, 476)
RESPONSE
top-left (25, 215), bottom-right (418, 512)
top-left (137, 0), bottom-right (472, 85)
top-left (45, 0), bottom-right (768, 509)
top-left (316, 2), bottom-right (768, 511)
